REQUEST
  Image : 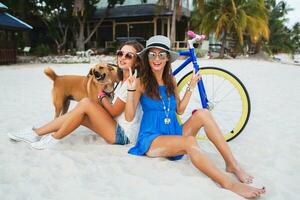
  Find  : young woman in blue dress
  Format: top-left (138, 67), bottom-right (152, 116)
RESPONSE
top-left (125, 35), bottom-right (266, 199)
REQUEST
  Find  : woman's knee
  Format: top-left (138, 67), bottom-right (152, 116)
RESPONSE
top-left (77, 98), bottom-right (94, 109)
top-left (184, 136), bottom-right (202, 153)
top-left (194, 109), bottom-right (211, 121)
top-left (184, 135), bottom-right (198, 147)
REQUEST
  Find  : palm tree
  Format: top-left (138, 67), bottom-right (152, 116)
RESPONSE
top-left (191, 0), bottom-right (269, 58)
top-left (157, 0), bottom-right (189, 44)
top-left (264, 0), bottom-right (295, 54)
top-left (291, 23), bottom-right (300, 53)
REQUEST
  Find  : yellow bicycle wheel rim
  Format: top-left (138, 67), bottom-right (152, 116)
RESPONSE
top-left (177, 67), bottom-right (250, 141)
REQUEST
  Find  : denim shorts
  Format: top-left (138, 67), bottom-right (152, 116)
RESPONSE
top-left (115, 123), bottom-right (130, 145)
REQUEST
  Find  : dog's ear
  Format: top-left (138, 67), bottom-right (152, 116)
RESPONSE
top-left (88, 68), bottom-right (94, 77)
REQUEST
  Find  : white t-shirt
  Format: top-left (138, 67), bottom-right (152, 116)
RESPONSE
top-left (112, 81), bottom-right (142, 143)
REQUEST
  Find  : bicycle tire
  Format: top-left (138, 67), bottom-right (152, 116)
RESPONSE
top-left (177, 66), bottom-right (251, 141)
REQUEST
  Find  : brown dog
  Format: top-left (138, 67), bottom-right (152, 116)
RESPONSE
top-left (44, 63), bottom-right (118, 118)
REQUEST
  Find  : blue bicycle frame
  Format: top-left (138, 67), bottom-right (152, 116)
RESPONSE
top-left (172, 48), bottom-right (208, 109)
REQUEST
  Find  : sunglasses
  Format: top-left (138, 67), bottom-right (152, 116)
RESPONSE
top-left (148, 51), bottom-right (168, 60)
top-left (116, 50), bottom-right (136, 60)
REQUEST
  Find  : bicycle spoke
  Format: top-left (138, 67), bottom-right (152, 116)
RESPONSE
top-left (177, 67), bottom-right (250, 141)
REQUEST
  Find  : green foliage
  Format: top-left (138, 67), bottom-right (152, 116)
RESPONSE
top-left (291, 23), bottom-right (300, 52)
top-left (6, 0), bottom-right (126, 52)
top-left (191, 0), bottom-right (269, 44)
top-left (33, 44), bottom-right (51, 56)
top-left (265, 0), bottom-right (298, 54)
top-left (190, 0), bottom-right (269, 57)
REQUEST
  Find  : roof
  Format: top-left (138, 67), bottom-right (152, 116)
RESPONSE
top-left (0, 12), bottom-right (32, 31)
top-left (93, 4), bottom-right (190, 20)
top-left (0, 2), bottom-right (8, 12)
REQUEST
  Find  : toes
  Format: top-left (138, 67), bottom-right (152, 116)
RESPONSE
top-left (254, 192), bottom-right (261, 198)
top-left (242, 177), bottom-right (251, 184)
top-left (247, 177), bottom-right (253, 184)
top-left (243, 175), bottom-right (254, 184)
top-left (253, 189), bottom-right (263, 198)
top-left (259, 187), bottom-right (266, 194)
top-left (251, 187), bottom-right (265, 198)
top-left (248, 192), bottom-right (259, 199)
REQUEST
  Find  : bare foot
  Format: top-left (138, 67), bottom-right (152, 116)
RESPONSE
top-left (226, 166), bottom-right (254, 184)
top-left (225, 182), bottom-right (266, 199)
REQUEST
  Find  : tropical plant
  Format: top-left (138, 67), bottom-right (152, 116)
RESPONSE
top-left (32, 0), bottom-right (74, 54)
top-left (291, 22), bottom-right (300, 53)
top-left (13, 0), bottom-right (127, 52)
top-left (264, 0), bottom-right (297, 54)
top-left (191, 0), bottom-right (269, 58)
top-left (34, 43), bottom-right (51, 56)
top-left (71, 0), bottom-right (125, 51)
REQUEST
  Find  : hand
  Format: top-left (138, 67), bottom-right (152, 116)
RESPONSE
top-left (127, 67), bottom-right (137, 90)
top-left (189, 69), bottom-right (201, 89)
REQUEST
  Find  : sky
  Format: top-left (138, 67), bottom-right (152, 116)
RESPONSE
top-left (286, 0), bottom-right (300, 27)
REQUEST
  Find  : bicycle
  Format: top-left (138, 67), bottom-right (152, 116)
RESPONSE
top-left (173, 31), bottom-right (251, 141)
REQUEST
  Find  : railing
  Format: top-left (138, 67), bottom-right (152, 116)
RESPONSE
top-left (105, 41), bottom-right (114, 49)
top-left (172, 41), bottom-right (187, 50)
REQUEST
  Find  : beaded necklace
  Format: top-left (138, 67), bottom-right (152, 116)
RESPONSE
top-left (160, 95), bottom-right (171, 125)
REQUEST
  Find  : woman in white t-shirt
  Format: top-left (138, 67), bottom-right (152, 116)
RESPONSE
top-left (8, 41), bottom-right (143, 149)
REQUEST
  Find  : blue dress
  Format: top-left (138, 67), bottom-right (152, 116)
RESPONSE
top-left (128, 86), bottom-right (183, 160)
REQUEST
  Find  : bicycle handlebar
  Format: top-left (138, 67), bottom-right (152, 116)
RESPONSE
top-left (187, 30), bottom-right (206, 49)
top-left (187, 31), bottom-right (206, 41)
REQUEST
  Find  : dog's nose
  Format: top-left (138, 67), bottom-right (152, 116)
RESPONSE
top-left (95, 71), bottom-right (106, 81)
top-left (99, 73), bottom-right (106, 80)
top-left (94, 71), bottom-right (100, 78)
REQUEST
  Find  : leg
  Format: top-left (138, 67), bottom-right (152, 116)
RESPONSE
top-left (147, 135), bottom-right (265, 199)
top-left (51, 98), bottom-right (117, 144)
top-left (183, 109), bottom-right (253, 183)
top-left (34, 112), bottom-right (72, 136)
top-left (53, 96), bottom-right (64, 118)
top-left (61, 99), bottom-right (71, 116)
top-left (35, 98), bottom-right (117, 144)
top-left (36, 99), bottom-right (97, 136)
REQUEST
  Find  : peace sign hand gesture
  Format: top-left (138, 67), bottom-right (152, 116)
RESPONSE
top-left (189, 68), bottom-right (202, 89)
top-left (127, 67), bottom-right (137, 91)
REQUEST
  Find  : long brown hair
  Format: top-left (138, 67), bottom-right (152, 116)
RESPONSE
top-left (140, 49), bottom-right (175, 99)
top-left (117, 40), bottom-right (144, 80)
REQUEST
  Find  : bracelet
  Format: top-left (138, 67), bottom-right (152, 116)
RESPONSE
top-left (127, 89), bottom-right (136, 92)
top-left (99, 95), bottom-right (107, 102)
top-left (97, 91), bottom-right (106, 99)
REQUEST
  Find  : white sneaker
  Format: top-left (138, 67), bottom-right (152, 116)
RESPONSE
top-left (30, 134), bottom-right (59, 150)
top-left (7, 127), bottom-right (41, 143)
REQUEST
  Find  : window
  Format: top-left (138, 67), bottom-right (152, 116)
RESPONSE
top-left (116, 24), bottom-right (128, 37)
top-left (129, 23), bottom-right (153, 39)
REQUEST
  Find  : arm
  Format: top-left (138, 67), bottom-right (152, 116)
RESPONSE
top-left (125, 78), bottom-right (142, 122)
top-left (101, 97), bottom-right (125, 118)
top-left (98, 81), bottom-right (126, 118)
top-left (175, 70), bottom-right (201, 115)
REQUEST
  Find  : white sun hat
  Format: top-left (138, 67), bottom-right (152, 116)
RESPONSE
top-left (137, 35), bottom-right (179, 63)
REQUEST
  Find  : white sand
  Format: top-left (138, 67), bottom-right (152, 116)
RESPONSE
top-left (0, 59), bottom-right (299, 200)
top-left (273, 53), bottom-right (300, 65)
